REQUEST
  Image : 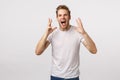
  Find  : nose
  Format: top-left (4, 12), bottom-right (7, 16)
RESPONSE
top-left (61, 15), bottom-right (65, 19)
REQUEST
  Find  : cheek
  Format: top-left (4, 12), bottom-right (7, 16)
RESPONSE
top-left (65, 16), bottom-right (70, 20)
top-left (56, 18), bottom-right (59, 22)
top-left (57, 19), bottom-right (61, 24)
top-left (66, 18), bottom-right (70, 22)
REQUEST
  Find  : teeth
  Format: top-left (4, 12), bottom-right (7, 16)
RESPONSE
top-left (61, 21), bottom-right (65, 24)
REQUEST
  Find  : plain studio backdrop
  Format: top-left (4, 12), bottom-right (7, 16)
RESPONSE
top-left (0, 0), bottom-right (120, 80)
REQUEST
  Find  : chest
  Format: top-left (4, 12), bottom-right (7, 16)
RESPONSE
top-left (51, 31), bottom-right (80, 49)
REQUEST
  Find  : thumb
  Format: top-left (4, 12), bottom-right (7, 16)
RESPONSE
top-left (53, 27), bottom-right (57, 31)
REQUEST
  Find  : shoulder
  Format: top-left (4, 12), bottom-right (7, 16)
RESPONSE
top-left (70, 25), bottom-right (78, 33)
top-left (70, 25), bottom-right (77, 31)
top-left (48, 27), bottom-right (58, 38)
top-left (71, 25), bottom-right (84, 38)
top-left (52, 28), bottom-right (59, 35)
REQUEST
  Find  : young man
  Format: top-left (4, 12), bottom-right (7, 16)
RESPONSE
top-left (35, 5), bottom-right (97, 80)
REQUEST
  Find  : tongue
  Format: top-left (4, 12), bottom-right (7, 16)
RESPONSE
top-left (61, 23), bottom-right (66, 26)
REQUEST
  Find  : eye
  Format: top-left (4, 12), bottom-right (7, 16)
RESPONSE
top-left (64, 14), bottom-right (67, 16)
top-left (58, 14), bottom-right (62, 17)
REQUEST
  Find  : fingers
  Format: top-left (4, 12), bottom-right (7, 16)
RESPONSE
top-left (48, 18), bottom-right (57, 29)
top-left (76, 18), bottom-right (80, 27)
top-left (76, 18), bottom-right (81, 25)
top-left (76, 17), bottom-right (83, 27)
top-left (48, 18), bottom-right (52, 26)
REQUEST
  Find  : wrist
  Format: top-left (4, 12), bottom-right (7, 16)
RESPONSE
top-left (81, 31), bottom-right (86, 35)
top-left (44, 31), bottom-right (49, 37)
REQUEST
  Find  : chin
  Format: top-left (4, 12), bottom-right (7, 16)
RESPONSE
top-left (61, 26), bottom-right (67, 29)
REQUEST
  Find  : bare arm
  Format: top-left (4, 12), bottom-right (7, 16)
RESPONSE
top-left (76, 18), bottom-right (97, 54)
top-left (82, 32), bottom-right (97, 54)
top-left (35, 19), bottom-right (57, 55)
top-left (35, 33), bottom-right (50, 55)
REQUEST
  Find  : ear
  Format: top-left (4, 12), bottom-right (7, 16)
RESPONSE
top-left (56, 16), bottom-right (58, 21)
top-left (69, 15), bottom-right (71, 20)
top-left (56, 14), bottom-right (58, 18)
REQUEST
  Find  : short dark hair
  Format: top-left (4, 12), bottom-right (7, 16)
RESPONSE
top-left (56, 5), bottom-right (71, 17)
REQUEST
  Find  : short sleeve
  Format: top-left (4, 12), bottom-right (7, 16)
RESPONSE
top-left (47, 28), bottom-right (58, 43)
top-left (47, 33), bottom-right (52, 43)
top-left (81, 37), bottom-right (85, 43)
top-left (79, 33), bottom-right (85, 43)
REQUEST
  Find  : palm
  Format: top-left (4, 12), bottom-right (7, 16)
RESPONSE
top-left (48, 27), bottom-right (54, 34)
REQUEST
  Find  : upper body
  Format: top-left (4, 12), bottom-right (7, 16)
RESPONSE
top-left (35, 5), bottom-right (97, 78)
top-left (47, 25), bottom-right (84, 78)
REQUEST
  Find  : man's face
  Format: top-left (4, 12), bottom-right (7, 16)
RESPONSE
top-left (57, 9), bottom-right (71, 29)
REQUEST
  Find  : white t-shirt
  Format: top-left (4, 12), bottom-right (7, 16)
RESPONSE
top-left (47, 25), bottom-right (84, 78)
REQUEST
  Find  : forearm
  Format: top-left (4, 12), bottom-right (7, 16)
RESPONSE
top-left (35, 32), bottom-right (49, 55)
top-left (82, 32), bottom-right (97, 54)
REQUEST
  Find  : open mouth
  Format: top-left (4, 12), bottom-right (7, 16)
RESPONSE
top-left (61, 21), bottom-right (66, 26)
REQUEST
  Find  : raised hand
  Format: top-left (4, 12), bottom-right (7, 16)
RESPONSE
top-left (75, 18), bottom-right (86, 34)
top-left (46, 18), bottom-right (57, 35)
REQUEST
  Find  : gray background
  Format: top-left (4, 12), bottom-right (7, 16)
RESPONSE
top-left (0, 0), bottom-right (120, 80)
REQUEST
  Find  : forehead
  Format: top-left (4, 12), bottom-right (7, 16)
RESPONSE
top-left (57, 9), bottom-right (68, 14)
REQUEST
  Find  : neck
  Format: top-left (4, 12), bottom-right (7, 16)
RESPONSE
top-left (60, 25), bottom-right (71, 31)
